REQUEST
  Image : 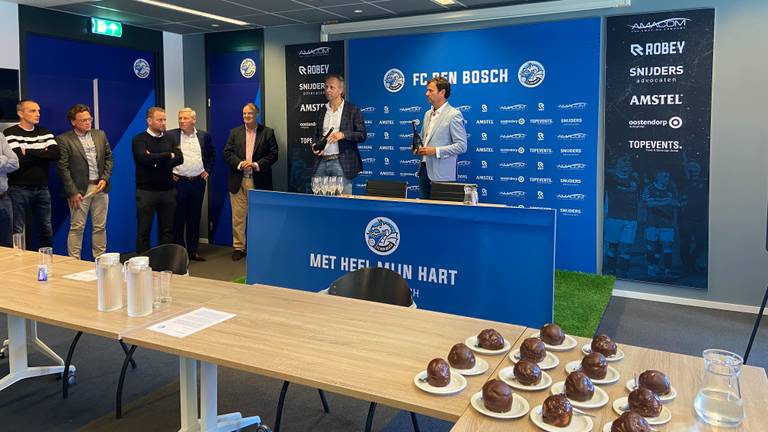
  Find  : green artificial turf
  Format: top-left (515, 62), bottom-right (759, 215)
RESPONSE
top-left (232, 270), bottom-right (615, 337)
top-left (554, 270), bottom-right (615, 338)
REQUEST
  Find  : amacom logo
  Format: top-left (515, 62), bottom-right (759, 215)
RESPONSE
top-left (499, 104), bottom-right (527, 111)
top-left (557, 163), bottom-right (587, 170)
top-left (557, 133), bottom-right (587, 140)
top-left (298, 46), bottom-right (331, 57)
top-left (399, 106), bottom-right (422, 113)
top-left (557, 193), bottom-right (587, 201)
top-left (499, 191), bottom-right (526, 198)
top-left (628, 17), bottom-right (691, 32)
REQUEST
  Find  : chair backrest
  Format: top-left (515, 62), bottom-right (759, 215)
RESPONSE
top-left (365, 179), bottom-right (408, 199)
top-left (430, 182), bottom-right (476, 202)
top-left (144, 244), bottom-right (189, 275)
top-left (328, 267), bottom-right (413, 307)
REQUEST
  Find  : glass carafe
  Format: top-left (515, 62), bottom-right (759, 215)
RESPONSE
top-left (463, 185), bottom-right (478, 205)
top-left (694, 349), bottom-right (744, 427)
top-left (96, 252), bottom-right (123, 311)
top-left (124, 257), bottom-right (153, 317)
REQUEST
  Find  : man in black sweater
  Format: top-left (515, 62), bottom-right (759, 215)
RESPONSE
top-left (132, 107), bottom-right (183, 254)
top-left (3, 99), bottom-right (60, 248)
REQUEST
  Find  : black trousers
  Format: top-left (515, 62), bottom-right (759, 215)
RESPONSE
top-left (136, 188), bottom-right (176, 254)
top-left (173, 177), bottom-right (206, 253)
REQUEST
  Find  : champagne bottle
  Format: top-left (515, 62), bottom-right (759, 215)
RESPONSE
top-left (313, 127), bottom-right (334, 152)
top-left (411, 121), bottom-right (423, 152)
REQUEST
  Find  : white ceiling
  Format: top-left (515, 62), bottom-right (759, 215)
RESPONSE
top-left (14, 0), bottom-right (554, 34)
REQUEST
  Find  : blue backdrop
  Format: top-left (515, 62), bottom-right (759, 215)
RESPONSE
top-left (25, 34), bottom-right (156, 258)
top-left (246, 191), bottom-right (555, 327)
top-left (207, 50), bottom-right (262, 246)
top-left (348, 18), bottom-right (600, 273)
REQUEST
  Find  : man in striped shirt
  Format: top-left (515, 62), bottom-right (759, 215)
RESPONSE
top-left (3, 99), bottom-right (60, 248)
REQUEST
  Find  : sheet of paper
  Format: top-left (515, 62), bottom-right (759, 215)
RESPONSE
top-left (147, 308), bottom-right (236, 338)
top-left (63, 269), bottom-right (98, 282)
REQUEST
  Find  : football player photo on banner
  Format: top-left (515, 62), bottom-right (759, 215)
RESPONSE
top-left (348, 18), bottom-right (600, 273)
top-left (605, 9), bottom-right (714, 289)
top-left (285, 41), bottom-right (345, 193)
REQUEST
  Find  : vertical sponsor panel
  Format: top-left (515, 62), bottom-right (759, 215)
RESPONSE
top-left (285, 42), bottom-right (345, 193)
top-left (605, 10), bottom-right (713, 288)
top-left (349, 18), bottom-right (600, 273)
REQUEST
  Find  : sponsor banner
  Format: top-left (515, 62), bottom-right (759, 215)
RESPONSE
top-left (246, 190), bottom-right (555, 326)
top-left (604, 9), bottom-right (713, 288)
top-left (286, 41), bottom-right (345, 193)
top-left (349, 18), bottom-right (600, 273)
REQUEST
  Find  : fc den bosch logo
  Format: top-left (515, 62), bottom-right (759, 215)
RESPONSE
top-left (365, 217), bottom-right (400, 256)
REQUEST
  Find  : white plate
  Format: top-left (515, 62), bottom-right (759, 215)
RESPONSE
top-left (470, 391), bottom-right (530, 419)
top-left (550, 381), bottom-right (609, 409)
top-left (612, 397), bottom-right (672, 425)
top-left (533, 333), bottom-right (578, 351)
top-left (602, 423), bottom-right (613, 432)
top-left (451, 357), bottom-right (489, 376)
top-left (529, 404), bottom-right (594, 432)
top-left (510, 350), bottom-right (560, 370)
top-left (498, 366), bottom-right (553, 391)
top-left (625, 378), bottom-right (677, 402)
top-left (413, 370), bottom-right (467, 395)
top-left (581, 344), bottom-right (624, 362)
top-left (564, 361), bottom-right (621, 385)
top-left (465, 335), bottom-right (512, 355)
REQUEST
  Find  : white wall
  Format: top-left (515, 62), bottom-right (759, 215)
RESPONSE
top-left (0, 1), bottom-right (19, 131)
top-left (163, 31), bottom-right (185, 118)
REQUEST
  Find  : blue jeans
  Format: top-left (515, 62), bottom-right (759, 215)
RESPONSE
top-left (417, 162), bottom-right (431, 199)
top-left (314, 159), bottom-right (352, 195)
top-left (0, 194), bottom-right (12, 247)
top-left (9, 185), bottom-right (53, 247)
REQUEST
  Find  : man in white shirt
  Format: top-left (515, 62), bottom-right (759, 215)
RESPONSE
top-left (168, 108), bottom-right (214, 261)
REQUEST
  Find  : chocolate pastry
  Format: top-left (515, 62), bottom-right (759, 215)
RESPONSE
top-left (611, 411), bottom-right (652, 432)
top-left (628, 387), bottom-right (662, 417)
top-left (426, 358), bottom-right (451, 387)
top-left (542, 394), bottom-right (572, 427)
top-left (540, 323), bottom-right (565, 345)
top-left (482, 379), bottom-right (513, 413)
top-left (581, 352), bottom-right (608, 380)
top-left (565, 371), bottom-right (595, 402)
top-left (477, 328), bottom-right (505, 350)
top-left (513, 359), bottom-right (542, 386)
top-left (591, 334), bottom-right (618, 357)
top-left (447, 343), bottom-right (476, 369)
top-left (638, 370), bottom-right (671, 395)
top-left (520, 337), bottom-right (546, 363)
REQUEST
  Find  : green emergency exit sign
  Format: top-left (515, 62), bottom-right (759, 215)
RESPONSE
top-left (91, 18), bottom-right (123, 38)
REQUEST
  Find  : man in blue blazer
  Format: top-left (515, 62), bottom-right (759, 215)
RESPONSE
top-left (415, 76), bottom-right (467, 199)
top-left (312, 74), bottom-right (366, 195)
top-left (168, 108), bottom-right (214, 261)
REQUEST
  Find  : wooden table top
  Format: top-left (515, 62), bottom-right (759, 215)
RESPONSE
top-left (450, 329), bottom-right (768, 431)
top-left (0, 248), bottom-right (74, 271)
top-left (0, 258), bottom-right (244, 339)
top-left (122, 284), bottom-right (528, 421)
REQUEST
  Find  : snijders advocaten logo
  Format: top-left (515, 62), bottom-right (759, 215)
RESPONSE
top-left (365, 217), bottom-right (400, 256)
top-left (240, 58), bottom-right (256, 78)
top-left (383, 68), bottom-right (405, 93)
top-left (518, 61), bottom-right (545, 88)
top-left (133, 59), bottom-right (150, 79)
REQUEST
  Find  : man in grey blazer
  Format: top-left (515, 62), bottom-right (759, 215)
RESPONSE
top-left (415, 76), bottom-right (467, 199)
top-left (56, 104), bottom-right (113, 259)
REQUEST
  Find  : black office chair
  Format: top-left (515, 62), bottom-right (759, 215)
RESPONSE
top-left (430, 181), bottom-right (475, 202)
top-left (274, 267), bottom-right (420, 432)
top-left (365, 179), bottom-right (408, 199)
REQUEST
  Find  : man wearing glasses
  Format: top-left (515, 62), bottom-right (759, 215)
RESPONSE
top-left (55, 104), bottom-right (113, 259)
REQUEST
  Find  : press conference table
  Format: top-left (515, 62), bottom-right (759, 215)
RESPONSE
top-left (450, 329), bottom-right (768, 432)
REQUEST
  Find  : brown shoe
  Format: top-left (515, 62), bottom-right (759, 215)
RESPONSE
top-left (232, 250), bottom-right (246, 261)
top-left (190, 252), bottom-right (206, 262)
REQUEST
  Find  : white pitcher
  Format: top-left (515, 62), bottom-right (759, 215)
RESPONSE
top-left (125, 256), bottom-right (153, 317)
top-left (96, 252), bottom-right (122, 311)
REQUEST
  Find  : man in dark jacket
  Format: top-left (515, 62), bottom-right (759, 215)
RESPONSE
top-left (223, 103), bottom-right (278, 260)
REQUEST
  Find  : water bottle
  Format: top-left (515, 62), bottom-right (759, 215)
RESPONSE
top-left (694, 349), bottom-right (744, 427)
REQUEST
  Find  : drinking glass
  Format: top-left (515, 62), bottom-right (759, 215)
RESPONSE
top-left (336, 176), bottom-right (345, 196)
top-left (39, 246), bottom-right (53, 275)
top-left (311, 176), bottom-right (321, 195)
top-left (159, 270), bottom-right (172, 303)
top-left (12, 233), bottom-right (25, 256)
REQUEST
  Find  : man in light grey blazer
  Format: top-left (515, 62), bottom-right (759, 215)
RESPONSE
top-left (56, 104), bottom-right (113, 259)
top-left (415, 76), bottom-right (467, 199)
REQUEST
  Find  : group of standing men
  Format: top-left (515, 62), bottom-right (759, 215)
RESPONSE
top-left (0, 74), bottom-right (466, 261)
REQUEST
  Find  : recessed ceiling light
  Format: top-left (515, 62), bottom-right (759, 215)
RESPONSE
top-left (431, 0), bottom-right (457, 5)
top-left (134, 0), bottom-right (248, 26)
top-left (211, 23), bottom-right (220, 27)
top-left (354, 9), bottom-right (363, 13)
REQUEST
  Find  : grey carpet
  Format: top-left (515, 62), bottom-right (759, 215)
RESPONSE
top-left (0, 244), bottom-right (765, 431)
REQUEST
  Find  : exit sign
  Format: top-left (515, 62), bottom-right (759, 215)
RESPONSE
top-left (91, 18), bottom-right (123, 38)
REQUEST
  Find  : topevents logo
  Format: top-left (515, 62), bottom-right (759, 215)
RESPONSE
top-left (298, 46), bottom-right (331, 57)
top-left (628, 17), bottom-right (691, 32)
